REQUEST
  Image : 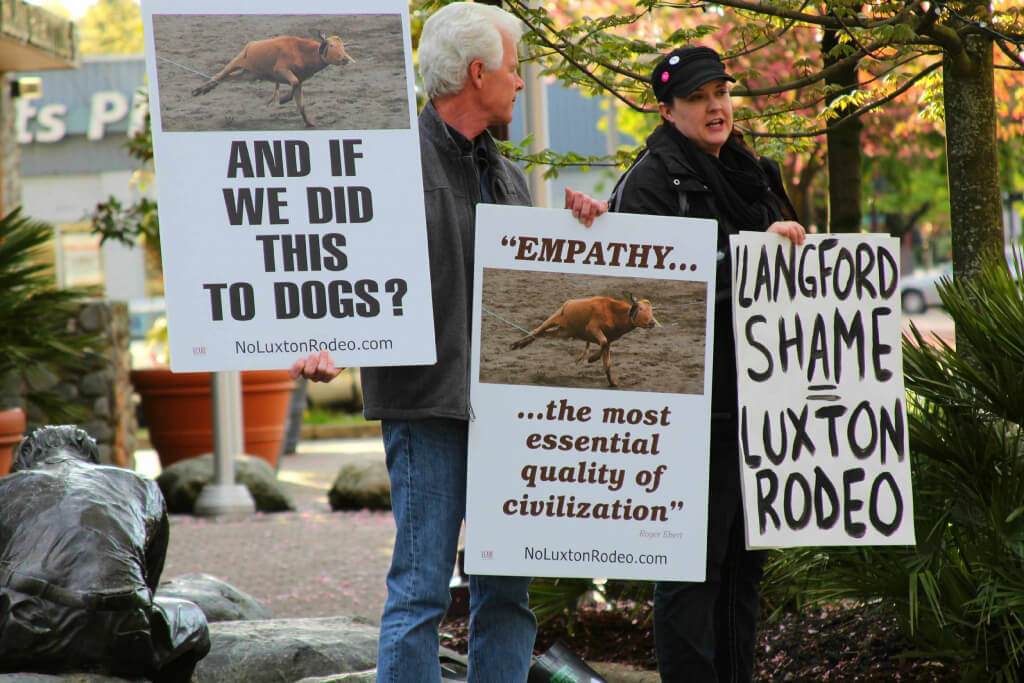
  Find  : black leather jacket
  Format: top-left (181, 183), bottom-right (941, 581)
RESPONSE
top-left (360, 101), bottom-right (531, 421)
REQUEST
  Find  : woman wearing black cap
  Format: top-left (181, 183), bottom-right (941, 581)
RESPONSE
top-left (609, 46), bottom-right (805, 682)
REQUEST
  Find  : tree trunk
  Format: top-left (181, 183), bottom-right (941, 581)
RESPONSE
top-left (822, 27), bottom-right (863, 234)
top-left (785, 151), bottom-right (822, 229)
top-left (943, 33), bottom-right (1004, 281)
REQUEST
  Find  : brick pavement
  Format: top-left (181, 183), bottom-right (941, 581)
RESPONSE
top-left (145, 437), bottom-right (394, 623)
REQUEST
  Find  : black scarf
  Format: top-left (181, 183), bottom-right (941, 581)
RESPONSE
top-left (664, 124), bottom-right (781, 231)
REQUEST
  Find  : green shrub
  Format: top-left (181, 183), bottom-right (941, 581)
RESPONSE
top-left (761, 255), bottom-right (1024, 681)
top-left (0, 209), bottom-right (105, 419)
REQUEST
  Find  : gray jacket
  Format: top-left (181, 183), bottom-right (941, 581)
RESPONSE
top-left (360, 101), bottom-right (531, 421)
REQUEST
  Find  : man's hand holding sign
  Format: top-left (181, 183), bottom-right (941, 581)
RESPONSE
top-left (292, 188), bottom-right (608, 383)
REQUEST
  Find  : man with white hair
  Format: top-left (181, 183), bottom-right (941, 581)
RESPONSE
top-left (292, 2), bottom-right (605, 680)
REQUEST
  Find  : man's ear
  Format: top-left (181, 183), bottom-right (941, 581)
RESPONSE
top-left (468, 59), bottom-right (486, 89)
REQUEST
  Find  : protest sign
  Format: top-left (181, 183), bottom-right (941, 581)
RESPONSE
top-left (465, 205), bottom-right (718, 581)
top-left (141, 0), bottom-right (434, 371)
top-left (730, 232), bottom-right (915, 548)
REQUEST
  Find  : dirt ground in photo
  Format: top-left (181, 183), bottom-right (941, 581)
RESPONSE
top-left (479, 269), bottom-right (708, 394)
top-left (151, 13), bottom-right (410, 132)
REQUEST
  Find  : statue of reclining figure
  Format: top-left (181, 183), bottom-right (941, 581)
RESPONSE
top-left (0, 425), bottom-right (210, 683)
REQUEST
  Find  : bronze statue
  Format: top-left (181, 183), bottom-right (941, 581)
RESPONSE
top-left (0, 426), bottom-right (210, 682)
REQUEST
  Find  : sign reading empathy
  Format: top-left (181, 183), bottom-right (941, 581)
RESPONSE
top-left (141, 0), bottom-right (434, 371)
top-left (465, 205), bottom-right (718, 581)
top-left (730, 232), bottom-right (915, 548)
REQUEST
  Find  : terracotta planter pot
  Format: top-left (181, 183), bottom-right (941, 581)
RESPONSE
top-left (130, 368), bottom-right (294, 469)
top-left (0, 407), bottom-right (27, 476)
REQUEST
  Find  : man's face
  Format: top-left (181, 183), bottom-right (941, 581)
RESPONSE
top-left (478, 32), bottom-right (524, 127)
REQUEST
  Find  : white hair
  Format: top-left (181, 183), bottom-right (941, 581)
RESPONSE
top-left (419, 2), bottom-right (523, 99)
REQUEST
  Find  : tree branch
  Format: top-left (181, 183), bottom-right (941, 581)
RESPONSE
top-left (658, 0), bottom-right (926, 31)
top-left (506, 1), bottom-right (650, 110)
top-left (830, 7), bottom-right (889, 61)
top-left (743, 60), bottom-right (942, 138)
top-left (917, 11), bottom-right (969, 74)
top-left (995, 38), bottom-right (1024, 68)
top-left (736, 37), bottom-right (897, 96)
top-left (734, 50), bottom-right (941, 124)
top-left (728, 3), bottom-right (808, 60)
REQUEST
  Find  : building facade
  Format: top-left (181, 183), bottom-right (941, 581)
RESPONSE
top-left (18, 53), bottom-right (150, 299)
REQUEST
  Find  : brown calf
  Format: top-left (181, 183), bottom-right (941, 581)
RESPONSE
top-left (510, 295), bottom-right (660, 387)
top-left (191, 32), bottom-right (352, 127)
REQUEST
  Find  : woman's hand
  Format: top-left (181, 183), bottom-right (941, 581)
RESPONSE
top-left (767, 220), bottom-right (807, 246)
top-left (564, 187), bottom-right (608, 228)
top-left (289, 350), bottom-right (342, 382)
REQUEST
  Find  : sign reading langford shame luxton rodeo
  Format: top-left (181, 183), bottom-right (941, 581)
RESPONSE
top-left (465, 205), bottom-right (718, 581)
top-left (730, 232), bottom-right (915, 548)
top-left (141, 0), bottom-right (434, 371)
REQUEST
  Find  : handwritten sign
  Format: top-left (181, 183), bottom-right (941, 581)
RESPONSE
top-left (730, 232), bottom-right (915, 548)
top-left (141, 0), bottom-right (434, 371)
top-left (465, 205), bottom-right (718, 581)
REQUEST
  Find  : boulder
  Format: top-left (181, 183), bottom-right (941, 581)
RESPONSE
top-left (328, 459), bottom-right (390, 511)
top-left (294, 648), bottom-right (467, 683)
top-left (157, 573), bottom-right (272, 622)
top-left (0, 676), bottom-right (143, 682)
top-left (193, 616), bottom-right (378, 683)
top-left (0, 643), bottom-right (479, 683)
top-left (156, 454), bottom-right (296, 514)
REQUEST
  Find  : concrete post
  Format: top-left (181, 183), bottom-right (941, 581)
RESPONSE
top-left (194, 370), bottom-right (255, 516)
top-left (521, 2), bottom-right (549, 208)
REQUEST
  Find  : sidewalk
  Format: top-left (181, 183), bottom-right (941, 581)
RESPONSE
top-left (146, 437), bottom-right (395, 624)
top-left (902, 308), bottom-right (954, 346)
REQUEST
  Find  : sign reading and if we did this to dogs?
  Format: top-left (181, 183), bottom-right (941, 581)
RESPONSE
top-left (730, 232), bottom-right (916, 549)
top-left (141, 0), bottom-right (434, 371)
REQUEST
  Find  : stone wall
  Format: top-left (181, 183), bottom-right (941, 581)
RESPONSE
top-left (26, 300), bottom-right (137, 467)
top-left (0, 2), bottom-right (77, 63)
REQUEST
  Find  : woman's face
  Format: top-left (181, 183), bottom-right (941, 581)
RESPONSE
top-left (658, 79), bottom-right (733, 157)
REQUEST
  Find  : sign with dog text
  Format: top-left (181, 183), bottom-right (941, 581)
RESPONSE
top-left (141, 0), bottom-right (434, 371)
top-left (465, 205), bottom-right (718, 581)
top-left (730, 232), bottom-right (915, 549)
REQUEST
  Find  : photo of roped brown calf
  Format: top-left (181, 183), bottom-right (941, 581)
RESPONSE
top-left (191, 32), bottom-right (352, 128)
top-left (510, 295), bottom-right (660, 387)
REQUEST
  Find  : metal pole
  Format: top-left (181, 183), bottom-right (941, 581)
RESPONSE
top-left (194, 370), bottom-right (255, 516)
top-left (521, 1), bottom-right (550, 207)
top-left (605, 95), bottom-right (619, 156)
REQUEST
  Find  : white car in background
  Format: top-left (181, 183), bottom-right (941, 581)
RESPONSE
top-left (900, 248), bottom-right (1021, 315)
top-left (900, 262), bottom-right (951, 314)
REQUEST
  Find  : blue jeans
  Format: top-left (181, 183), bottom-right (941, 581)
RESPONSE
top-left (376, 418), bottom-right (536, 683)
top-left (653, 436), bottom-right (765, 683)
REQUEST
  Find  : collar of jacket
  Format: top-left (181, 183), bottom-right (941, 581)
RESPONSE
top-left (420, 101), bottom-right (517, 196)
top-left (645, 124), bottom-right (712, 194)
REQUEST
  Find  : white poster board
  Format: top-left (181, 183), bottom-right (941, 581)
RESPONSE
top-left (730, 232), bottom-right (916, 548)
top-left (465, 205), bottom-right (718, 581)
top-left (141, 0), bottom-right (434, 371)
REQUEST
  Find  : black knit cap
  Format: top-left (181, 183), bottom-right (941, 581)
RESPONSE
top-left (651, 46), bottom-right (735, 102)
